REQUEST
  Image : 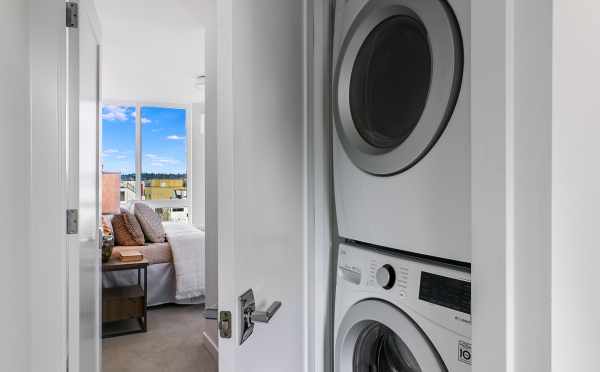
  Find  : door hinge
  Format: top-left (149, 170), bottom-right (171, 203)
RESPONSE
top-left (66, 209), bottom-right (78, 235)
top-left (66, 2), bottom-right (79, 28)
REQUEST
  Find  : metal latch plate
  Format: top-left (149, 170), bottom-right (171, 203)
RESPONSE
top-left (66, 2), bottom-right (79, 28)
top-left (66, 209), bottom-right (78, 235)
top-left (219, 311), bottom-right (232, 339)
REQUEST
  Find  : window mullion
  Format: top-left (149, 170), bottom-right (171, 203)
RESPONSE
top-left (135, 103), bottom-right (142, 200)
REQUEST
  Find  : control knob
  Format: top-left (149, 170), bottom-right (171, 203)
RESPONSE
top-left (376, 264), bottom-right (396, 290)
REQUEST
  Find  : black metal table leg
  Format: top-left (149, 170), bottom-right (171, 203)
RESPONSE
top-left (143, 265), bottom-right (148, 332)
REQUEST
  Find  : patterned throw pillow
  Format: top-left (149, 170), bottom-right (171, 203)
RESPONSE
top-left (112, 210), bottom-right (145, 246)
top-left (134, 202), bottom-right (166, 243)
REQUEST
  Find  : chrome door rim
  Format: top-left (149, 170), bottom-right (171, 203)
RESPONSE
top-left (333, 0), bottom-right (463, 176)
top-left (335, 299), bottom-right (446, 371)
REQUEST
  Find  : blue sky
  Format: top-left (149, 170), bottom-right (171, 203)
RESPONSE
top-left (102, 105), bottom-right (187, 175)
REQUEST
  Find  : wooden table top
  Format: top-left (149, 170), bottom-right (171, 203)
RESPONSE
top-left (102, 257), bottom-right (149, 272)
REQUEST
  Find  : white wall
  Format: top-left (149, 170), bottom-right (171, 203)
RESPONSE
top-left (0, 1), bottom-right (31, 371)
top-left (191, 102), bottom-right (206, 228)
top-left (471, 0), bottom-right (510, 369)
top-left (472, 0), bottom-right (554, 371)
top-left (96, 0), bottom-right (205, 103)
top-left (513, 0), bottom-right (552, 370)
top-left (552, 1), bottom-right (600, 370)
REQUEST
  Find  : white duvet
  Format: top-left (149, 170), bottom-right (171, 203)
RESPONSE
top-left (163, 223), bottom-right (206, 300)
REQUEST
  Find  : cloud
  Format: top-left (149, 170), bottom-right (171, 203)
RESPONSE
top-left (131, 111), bottom-right (137, 119)
top-left (144, 153), bottom-right (179, 165)
top-left (102, 106), bottom-right (130, 122)
top-left (115, 155), bottom-right (128, 160)
top-left (102, 148), bottom-right (119, 158)
top-left (157, 158), bottom-right (179, 165)
top-left (141, 117), bottom-right (152, 124)
top-left (166, 135), bottom-right (185, 140)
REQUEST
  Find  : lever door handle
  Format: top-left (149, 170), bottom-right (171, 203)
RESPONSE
top-left (239, 289), bottom-right (283, 344)
top-left (251, 301), bottom-right (282, 323)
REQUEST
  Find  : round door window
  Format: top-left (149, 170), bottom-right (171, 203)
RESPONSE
top-left (349, 15), bottom-right (432, 150)
top-left (353, 322), bottom-right (421, 372)
top-left (333, 0), bottom-right (463, 175)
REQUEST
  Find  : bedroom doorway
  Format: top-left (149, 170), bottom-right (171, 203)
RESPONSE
top-left (92, 0), bottom-right (216, 371)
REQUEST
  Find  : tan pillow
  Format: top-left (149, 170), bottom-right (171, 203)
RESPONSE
top-left (112, 210), bottom-right (145, 246)
top-left (134, 203), bottom-right (166, 243)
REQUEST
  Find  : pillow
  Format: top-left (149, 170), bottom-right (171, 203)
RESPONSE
top-left (112, 209), bottom-right (145, 246)
top-left (134, 202), bottom-right (166, 243)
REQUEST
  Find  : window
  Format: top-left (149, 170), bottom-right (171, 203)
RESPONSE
top-left (101, 105), bottom-right (136, 202)
top-left (141, 106), bottom-right (188, 201)
top-left (102, 103), bottom-right (190, 223)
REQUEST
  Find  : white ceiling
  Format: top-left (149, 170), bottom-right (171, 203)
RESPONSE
top-left (95, 0), bottom-right (209, 41)
top-left (95, 0), bottom-right (208, 103)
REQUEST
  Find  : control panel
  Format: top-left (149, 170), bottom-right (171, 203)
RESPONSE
top-left (337, 243), bottom-right (471, 337)
top-left (419, 271), bottom-right (471, 314)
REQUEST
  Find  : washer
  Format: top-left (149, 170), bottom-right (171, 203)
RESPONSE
top-left (334, 243), bottom-right (471, 371)
top-left (332, 0), bottom-right (471, 263)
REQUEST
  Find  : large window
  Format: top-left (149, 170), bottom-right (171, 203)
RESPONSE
top-left (101, 105), bottom-right (137, 202)
top-left (102, 103), bottom-right (190, 223)
top-left (141, 106), bottom-right (187, 201)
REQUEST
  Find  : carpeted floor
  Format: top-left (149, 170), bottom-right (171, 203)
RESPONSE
top-left (102, 304), bottom-right (218, 372)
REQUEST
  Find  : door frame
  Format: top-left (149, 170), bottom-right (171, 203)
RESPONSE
top-left (28, 0), bottom-right (553, 371)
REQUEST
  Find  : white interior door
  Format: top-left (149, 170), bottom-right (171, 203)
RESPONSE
top-left (66, 1), bottom-right (102, 371)
top-left (216, 1), bottom-right (307, 371)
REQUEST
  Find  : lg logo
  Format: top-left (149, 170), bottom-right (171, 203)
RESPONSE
top-left (458, 341), bottom-right (472, 365)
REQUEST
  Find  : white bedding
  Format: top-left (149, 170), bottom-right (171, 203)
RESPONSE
top-left (163, 222), bottom-right (206, 300)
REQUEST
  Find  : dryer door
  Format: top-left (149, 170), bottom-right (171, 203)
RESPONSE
top-left (333, 0), bottom-right (463, 176)
top-left (335, 300), bottom-right (446, 372)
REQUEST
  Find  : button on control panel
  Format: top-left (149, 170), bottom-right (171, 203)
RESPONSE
top-left (376, 264), bottom-right (396, 289)
top-left (339, 264), bottom-right (361, 285)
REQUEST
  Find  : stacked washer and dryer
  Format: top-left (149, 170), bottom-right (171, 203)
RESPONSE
top-left (331, 0), bottom-right (472, 370)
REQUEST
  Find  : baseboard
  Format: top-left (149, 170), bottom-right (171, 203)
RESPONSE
top-left (202, 331), bottom-right (219, 361)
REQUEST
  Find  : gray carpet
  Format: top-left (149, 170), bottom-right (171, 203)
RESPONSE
top-left (103, 304), bottom-right (218, 372)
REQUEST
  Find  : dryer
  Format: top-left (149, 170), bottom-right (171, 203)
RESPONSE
top-left (332, 0), bottom-right (471, 263)
top-left (334, 243), bottom-right (471, 371)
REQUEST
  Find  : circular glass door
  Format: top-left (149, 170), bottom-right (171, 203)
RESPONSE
top-left (335, 300), bottom-right (446, 372)
top-left (333, 0), bottom-right (463, 176)
top-left (350, 15), bottom-right (432, 150)
top-left (353, 322), bottom-right (422, 371)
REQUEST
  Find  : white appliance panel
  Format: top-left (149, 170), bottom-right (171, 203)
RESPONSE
top-left (333, 0), bottom-right (471, 263)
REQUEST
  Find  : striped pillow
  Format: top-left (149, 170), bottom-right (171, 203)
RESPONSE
top-left (134, 202), bottom-right (166, 243)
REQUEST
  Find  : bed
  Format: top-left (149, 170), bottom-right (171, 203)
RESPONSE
top-left (103, 222), bottom-right (206, 307)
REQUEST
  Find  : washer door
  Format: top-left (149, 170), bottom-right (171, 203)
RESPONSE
top-left (333, 0), bottom-right (463, 176)
top-left (335, 300), bottom-right (446, 372)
